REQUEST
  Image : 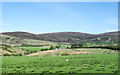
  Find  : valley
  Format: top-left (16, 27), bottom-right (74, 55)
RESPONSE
top-left (0, 31), bottom-right (119, 74)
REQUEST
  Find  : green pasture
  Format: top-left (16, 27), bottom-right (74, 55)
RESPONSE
top-left (18, 47), bottom-right (50, 51)
top-left (2, 54), bottom-right (118, 73)
top-left (72, 48), bottom-right (117, 54)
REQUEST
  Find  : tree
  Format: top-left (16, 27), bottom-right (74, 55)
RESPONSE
top-left (56, 45), bottom-right (61, 49)
top-left (49, 45), bottom-right (55, 50)
top-left (71, 44), bottom-right (83, 48)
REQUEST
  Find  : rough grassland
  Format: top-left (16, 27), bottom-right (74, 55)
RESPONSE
top-left (2, 54), bottom-right (118, 73)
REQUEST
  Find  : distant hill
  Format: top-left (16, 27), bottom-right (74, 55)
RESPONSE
top-left (0, 32), bottom-right (57, 46)
top-left (98, 31), bottom-right (118, 35)
top-left (1, 31), bottom-right (41, 40)
top-left (1, 31), bottom-right (118, 44)
top-left (39, 31), bottom-right (118, 43)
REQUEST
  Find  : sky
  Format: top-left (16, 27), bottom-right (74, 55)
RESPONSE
top-left (1, 2), bottom-right (118, 34)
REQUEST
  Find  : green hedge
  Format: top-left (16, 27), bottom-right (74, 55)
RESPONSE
top-left (41, 48), bottom-right (49, 51)
top-left (3, 54), bottom-right (22, 56)
top-left (83, 46), bottom-right (120, 50)
top-left (21, 44), bottom-right (43, 47)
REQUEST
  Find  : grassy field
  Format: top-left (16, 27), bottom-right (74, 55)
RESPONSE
top-left (18, 47), bottom-right (50, 51)
top-left (24, 39), bottom-right (57, 46)
top-left (17, 44), bottom-right (70, 52)
top-left (2, 54), bottom-right (118, 73)
top-left (72, 48), bottom-right (117, 54)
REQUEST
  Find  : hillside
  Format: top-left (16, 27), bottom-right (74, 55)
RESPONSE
top-left (39, 31), bottom-right (118, 43)
top-left (1, 31), bottom-right (118, 44)
top-left (0, 33), bottom-right (57, 46)
top-left (0, 44), bottom-right (27, 56)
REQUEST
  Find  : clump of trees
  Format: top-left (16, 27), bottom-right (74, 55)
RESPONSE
top-left (2, 44), bottom-right (11, 50)
top-left (24, 51), bottom-right (36, 55)
top-left (49, 45), bottom-right (55, 50)
top-left (21, 44), bottom-right (43, 47)
top-left (3, 53), bottom-right (22, 56)
top-left (71, 44), bottom-right (83, 48)
top-left (41, 48), bottom-right (49, 51)
top-left (1, 44), bottom-right (13, 52)
top-left (41, 45), bottom-right (61, 51)
top-left (83, 46), bottom-right (120, 50)
top-left (49, 45), bottom-right (61, 50)
top-left (56, 45), bottom-right (61, 49)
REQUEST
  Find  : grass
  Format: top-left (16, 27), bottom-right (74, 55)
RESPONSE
top-left (60, 44), bottom-right (71, 48)
top-left (18, 47), bottom-right (50, 51)
top-left (2, 54), bottom-right (118, 73)
top-left (72, 49), bottom-right (117, 54)
top-left (24, 39), bottom-right (57, 46)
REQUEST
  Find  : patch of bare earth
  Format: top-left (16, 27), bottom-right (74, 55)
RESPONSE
top-left (75, 48), bottom-right (100, 50)
top-left (27, 50), bottom-right (58, 56)
top-left (71, 51), bottom-right (90, 55)
top-left (27, 49), bottom-right (90, 56)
